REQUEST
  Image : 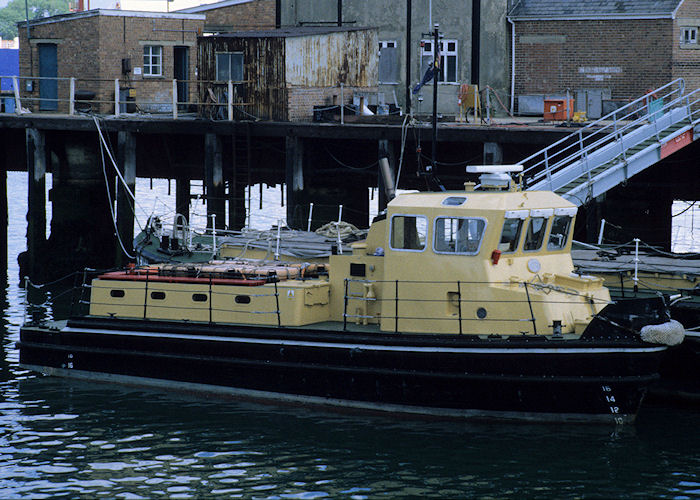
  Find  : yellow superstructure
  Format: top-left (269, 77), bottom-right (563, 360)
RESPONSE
top-left (90, 181), bottom-right (611, 337)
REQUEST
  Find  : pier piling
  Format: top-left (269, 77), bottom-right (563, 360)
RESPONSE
top-left (116, 131), bottom-right (136, 266)
top-left (25, 128), bottom-right (46, 280)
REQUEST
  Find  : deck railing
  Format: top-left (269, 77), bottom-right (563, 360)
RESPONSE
top-left (0, 75), bottom-right (254, 120)
top-left (21, 269), bottom-right (610, 335)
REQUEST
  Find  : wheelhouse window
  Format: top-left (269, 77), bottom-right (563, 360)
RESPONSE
top-left (390, 215), bottom-right (428, 251)
top-left (524, 217), bottom-right (548, 252)
top-left (433, 217), bottom-right (486, 255)
top-left (548, 215), bottom-right (573, 251)
top-left (143, 45), bottom-right (162, 76)
top-left (499, 218), bottom-right (524, 252)
top-left (216, 52), bottom-right (244, 82)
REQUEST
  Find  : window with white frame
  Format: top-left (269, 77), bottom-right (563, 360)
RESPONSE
top-left (378, 40), bottom-right (399, 83)
top-left (216, 52), bottom-right (244, 82)
top-left (143, 45), bottom-right (163, 76)
top-left (681, 27), bottom-right (698, 45)
top-left (420, 39), bottom-right (458, 83)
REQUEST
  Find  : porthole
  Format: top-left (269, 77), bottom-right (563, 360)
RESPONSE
top-left (110, 289), bottom-right (125, 298)
top-left (151, 291), bottom-right (166, 300)
top-left (192, 293), bottom-right (208, 302)
top-left (235, 295), bottom-right (251, 304)
top-left (476, 307), bottom-right (487, 319)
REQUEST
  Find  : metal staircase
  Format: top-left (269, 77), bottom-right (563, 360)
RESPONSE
top-left (521, 79), bottom-right (700, 205)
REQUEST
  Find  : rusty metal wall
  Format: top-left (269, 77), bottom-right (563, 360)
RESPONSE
top-left (198, 36), bottom-right (287, 121)
top-left (285, 30), bottom-right (378, 87)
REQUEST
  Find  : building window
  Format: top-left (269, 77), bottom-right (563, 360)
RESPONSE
top-left (378, 40), bottom-right (399, 84)
top-left (421, 39), bottom-right (458, 83)
top-left (216, 52), bottom-right (244, 82)
top-left (143, 45), bottom-right (163, 76)
top-left (680, 27), bottom-right (697, 45)
top-left (433, 217), bottom-right (486, 255)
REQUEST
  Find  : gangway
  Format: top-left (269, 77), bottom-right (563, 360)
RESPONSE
top-left (521, 79), bottom-right (700, 205)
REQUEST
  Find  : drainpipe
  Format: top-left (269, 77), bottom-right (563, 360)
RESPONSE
top-left (275, 0), bottom-right (281, 28)
top-left (508, 16), bottom-right (516, 116)
top-left (337, 0), bottom-right (342, 26)
top-left (471, 0), bottom-right (480, 85)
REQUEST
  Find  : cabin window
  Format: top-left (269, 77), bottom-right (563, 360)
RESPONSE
top-left (192, 293), bottom-right (208, 302)
top-left (235, 295), bottom-right (251, 304)
top-left (390, 215), bottom-right (428, 251)
top-left (143, 45), bottom-right (162, 76)
top-left (499, 218), bottom-right (524, 252)
top-left (547, 216), bottom-right (573, 251)
top-left (378, 41), bottom-right (399, 84)
top-left (216, 52), bottom-right (244, 82)
top-left (433, 217), bottom-right (486, 255)
top-left (110, 289), bottom-right (125, 298)
top-left (151, 291), bottom-right (166, 300)
top-left (523, 217), bottom-right (548, 252)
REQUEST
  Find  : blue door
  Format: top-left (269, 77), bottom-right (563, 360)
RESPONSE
top-left (38, 44), bottom-right (58, 111)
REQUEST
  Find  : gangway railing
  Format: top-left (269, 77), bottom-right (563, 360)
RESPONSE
top-left (521, 79), bottom-right (700, 203)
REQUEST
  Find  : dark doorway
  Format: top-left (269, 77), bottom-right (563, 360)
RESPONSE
top-left (174, 46), bottom-right (189, 111)
top-left (38, 44), bottom-right (58, 111)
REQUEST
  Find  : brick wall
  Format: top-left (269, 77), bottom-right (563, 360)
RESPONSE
top-left (203, 0), bottom-right (276, 31)
top-left (287, 85), bottom-right (377, 122)
top-left (673, 1), bottom-right (700, 92)
top-left (514, 19), bottom-right (674, 103)
top-left (18, 12), bottom-right (203, 113)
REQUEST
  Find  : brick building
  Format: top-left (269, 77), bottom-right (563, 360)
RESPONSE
top-left (197, 26), bottom-right (378, 121)
top-left (17, 10), bottom-right (205, 113)
top-left (508, 0), bottom-right (696, 117)
top-left (177, 0), bottom-right (276, 33)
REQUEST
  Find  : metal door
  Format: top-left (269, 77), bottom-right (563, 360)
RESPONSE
top-left (38, 44), bottom-right (58, 111)
top-left (174, 46), bottom-right (189, 111)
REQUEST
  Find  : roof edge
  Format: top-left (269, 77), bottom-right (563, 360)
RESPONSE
top-left (17, 8), bottom-right (205, 27)
top-left (508, 14), bottom-right (675, 21)
top-left (177, 0), bottom-right (254, 14)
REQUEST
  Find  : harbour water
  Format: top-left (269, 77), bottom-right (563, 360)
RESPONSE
top-left (2, 172), bottom-right (699, 498)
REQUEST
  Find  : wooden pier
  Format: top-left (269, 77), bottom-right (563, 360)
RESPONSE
top-left (0, 113), bottom-right (698, 280)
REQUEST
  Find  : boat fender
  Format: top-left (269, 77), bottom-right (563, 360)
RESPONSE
top-left (640, 320), bottom-right (685, 346)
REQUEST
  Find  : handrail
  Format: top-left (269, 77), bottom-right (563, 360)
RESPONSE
top-left (522, 79), bottom-right (700, 192)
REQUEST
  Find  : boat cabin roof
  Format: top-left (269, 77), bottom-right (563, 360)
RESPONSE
top-left (388, 190), bottom-right (576, 213)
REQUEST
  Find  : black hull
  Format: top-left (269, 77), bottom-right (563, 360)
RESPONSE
top-left (18, 317), bottom-right (666, 423)
top-left (652, 332), bottom-right (700, 401)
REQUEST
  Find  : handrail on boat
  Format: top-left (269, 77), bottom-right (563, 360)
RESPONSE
top-left (22, 268), bottom-right (612, 336)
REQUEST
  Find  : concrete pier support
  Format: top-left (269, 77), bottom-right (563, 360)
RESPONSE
top-left (204, 133), bottom-right (225, 229)
top-left (25, 128), bottom-right (47, 280)
top-left (175, 178), bottom-right (190, 223)
top-left (228, 131), bottom-right (247, 230)
top-left (116, 131), bottom-right (136, 267)
top-left (483, 142), bottom-right (503, 165)
top-left (0, 152), bottom-right (7, 274)
top-left (285, 136), bottom-right (303, 228)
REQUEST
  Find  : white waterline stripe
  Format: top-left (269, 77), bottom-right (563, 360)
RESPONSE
top-left (61, 327), bottom-right (667, 354)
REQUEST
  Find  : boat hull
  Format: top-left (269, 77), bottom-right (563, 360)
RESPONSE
top-left (18, 317), bottom-right (665, 423)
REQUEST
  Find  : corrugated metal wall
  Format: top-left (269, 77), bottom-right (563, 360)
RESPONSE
top-left (285, 30), bottom-right (377, 87)
top-left (198, 36), bottom-right (287, 121)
